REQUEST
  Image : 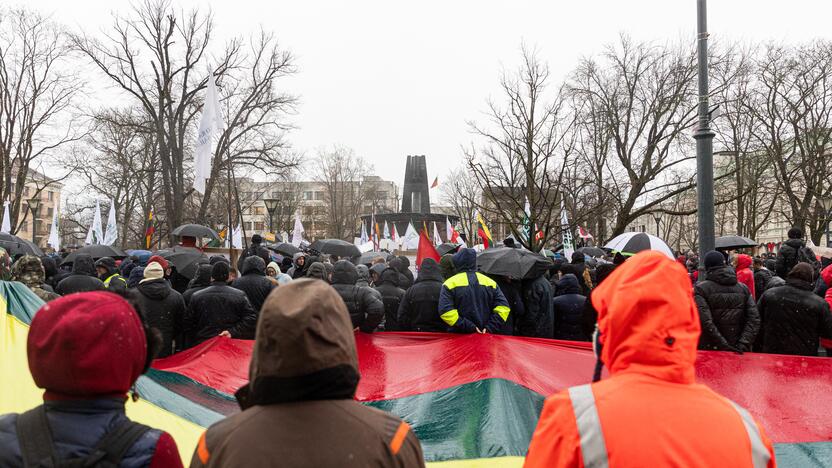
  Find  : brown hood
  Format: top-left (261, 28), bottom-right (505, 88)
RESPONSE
top-left (236, 278), bottom-right (360, 409)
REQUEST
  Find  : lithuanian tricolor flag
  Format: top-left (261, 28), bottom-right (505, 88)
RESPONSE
top-left (3, 288), bottom-right (832, 466)
top-left (476, 212), bottom-right (493, 249)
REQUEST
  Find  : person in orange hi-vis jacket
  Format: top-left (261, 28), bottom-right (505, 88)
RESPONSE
top-left (524, 251), bottom-right (776, 468)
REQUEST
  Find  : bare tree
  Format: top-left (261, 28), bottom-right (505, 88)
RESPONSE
top-left (465, 45), bottom-right (576, 252)
top-left (0, 7), bottom-right (84, 234)
top-left (440, 165), bottom-right (480, 243)
top-left (309, 146), bottom-right (374, 240)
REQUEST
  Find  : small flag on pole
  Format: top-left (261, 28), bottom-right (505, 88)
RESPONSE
top-left (193, 71), bottom-right (226, 194)
top-left (433, 221), bottom-right (442, 247)
top-left (145, 210), bottom-right (155, 249)
top-left (102, 198), bottom-right (118, 246)
top-left (1, 200), bottom-right (10, 234)
top-left (431, 176), bottom-right (439, 189)
top-left (48, 204), bottom-right (60, 251)
top-left (476, 212), bottom-right (493, 249)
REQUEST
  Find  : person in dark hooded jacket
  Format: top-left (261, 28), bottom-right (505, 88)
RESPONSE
top-left (288, 253), bottom-right (306, 279)
top-left (127, 266), bottom-right (145, 289)
top-left (355, 264), bottom-right (371, 287)
top-left (94, 257), bottom-right (127, 293)
top-left (135, 262), bottom-right (186, 357)
top-left (12, 255), bottom-right (59, 302)
top-left (374, 268), bottom-right (406, 331)
top-left (397, 258), bottom-right (447, 332)
top-left (756, 263), bottom-right (832, 356)
top-left (55, 254), bottom-right (105, 295)
top-left (330, 260), bottom-right (384, 332)
top-left (776, 227), bottom-right (816, 278)
top-left (188, 279), bottom-right (423, 468)
top-left (518, 274), bottom-right (554, 338)
top-left (397, 255), bottom-right (414, 289)
top-left (184, 262), bottom-right (258, 347)
top-left (439, 254), bottom-right (455, 281)
top-left (753, 257), bottom-right (774, 297)
top-left (232, 256), bottom-right (276, 312)
top-left (305, 262), bottom-right (328, 281)
top-left (387, 257), bottom-right (410, 289)
top-left (694, 251), bottom-right (760, 352)
top-left (237, 234), bottom-right (271, 267)
top-left (494, 276), bottom-right (523, 334)
top-left (552, 274), bottom-right (588, 341)
top-left (41, 256), bottom-right (68, 290)
top-left (184, 264), bottom-right (213, 306)
top-left (438, 248), bottom-right (510, 334)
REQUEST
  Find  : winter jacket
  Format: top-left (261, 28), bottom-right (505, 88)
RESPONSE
top-left (824, 265), bottom-right (832, 312)
top-left (397, 258), bottom-right (447, 332)
top-left (387, 257), bottom-right (412, 289)
top-left (190, 279), bottom-right (424, 468)
top-left (524, 252), bottom-right (775, 468)
top-left (185, 282), bottom-right (258, 347)
top-left (694, 266), bottom-right (760, 352)
top-left (136, 278), bottom-right (186, 357)
top-left (355, 264), bottom-right (371, 287)
top-left (55, 254), bottom-right (105, 295)
top-left (183, 264), bottom-right (213, 306)
top-left (756, 278), bottom-right (832, 356)
top-left (516, 275), bottom-right (554, 338)
top-left (551, 274), bottom-right (589, 341)
top-left (438, 249), bottom-right (510, 333)
top-left (11, 255), bottom-right (59, 302)
top-left (127, 267), bottom-right (145, 289)
top-left (288, 253), bottom-right (306, 279)
top-left (814, 275), bottom-right (828, 299)
top-left (735, 254), bottom-right (756, 300)
top-left (41, 256), bottom-right (69, 290)
top-left (330, 260), bottom-right (384, 332)
top-left (776, 238), bottom-right (814, 278)
top-left (754, 268), bottom-right (774, 296)
top-left (374, 268), bottom-right (406, 331)
top-left (95, 257), bottom-right (128, 294)
top-left (237, 242), bottom-right (271, 269)
top-left (495, 277), bottom-right (523, 335)
top-left (232, 256), bottom-right (276, 312)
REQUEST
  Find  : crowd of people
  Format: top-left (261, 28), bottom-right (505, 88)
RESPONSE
top-left (3, 227), bottom-right (826, 466)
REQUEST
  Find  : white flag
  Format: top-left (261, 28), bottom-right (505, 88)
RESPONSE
top-left (561, 202), bottom-right (575, 260)
top-left (102, 198), bottom-right (118, 246)
top-left (48, 204), bottom-right (60, 251)
top-left (86, 200), bottom-right (103, 245)
top-left (446, 216), bottom-right (453, 240)
top-left (433, 221), bottom-right (443, 247)
top-left (358, 220), bottom-right (368, 246)
top-left (403, 221), bottom-right (419, 250)
top-left (231, 225), bottom-right (243, 249)
top-left (0, 200), bottom-right (10, 234)
top-left (291, 212), bottom-right (305, 247)
top-left (280, 231), bottom-right (289, 243)
top-left (193, 72), bottom-right (226, 194)
top-left (383, 221), bottom-right (390, 240)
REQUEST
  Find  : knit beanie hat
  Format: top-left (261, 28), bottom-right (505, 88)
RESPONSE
top-left (141, 262), bottom-right (164, 283)
top-left (703, 251), bottom-right (726, 270)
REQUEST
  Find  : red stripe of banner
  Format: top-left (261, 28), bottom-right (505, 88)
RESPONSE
top-left (153, 332), bottom-right (832, 444)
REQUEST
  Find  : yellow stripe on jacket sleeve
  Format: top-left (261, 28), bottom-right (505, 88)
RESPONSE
top-left (494, 305), bottom-right (510, 322)
top-left (441, 309), bottom-right (460, 326)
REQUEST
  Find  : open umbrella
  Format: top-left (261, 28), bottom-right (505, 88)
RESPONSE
top-left (125, 249), bottom-right (152, 257)
top-left (477, 247), bottom-right (552, 280)
top-left (715, 235), bottom-right (757, 250)
top-left (436, 243), bottom-right (462, 256)
top-left (604, 232), bottom-right (674, 259)
top-left (265, 242), bottom-right (299, 257)
top-left (171, 224), bottom-right (220, 240)
top-left (156, 246), bottom-right (209, 279)
top-left (309, 239), bottom-right (361, 259)
top-left (358, 251), bottom-right (391, 265)
top-left (577, 246), bottom-right (606, 258)
top-left (0, 233), bottom-right (43, 257)
top-left (61, 245), bottom-right (128, 265)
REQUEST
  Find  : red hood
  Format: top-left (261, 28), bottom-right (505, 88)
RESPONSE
top-left (736, 254), bottom-right (752, 270)
top-left (591, 251), bottom-right (700, 384)
top-left (822, 264), bottom-right (832, 286)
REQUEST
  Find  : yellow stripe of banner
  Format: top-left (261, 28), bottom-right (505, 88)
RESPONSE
top-left (428, 456), bottom-right (524, 467)
top-left (1, 305), bottom-right (203, 463)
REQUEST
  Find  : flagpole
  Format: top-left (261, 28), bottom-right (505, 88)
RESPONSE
top-left (226, 150), bottom-right (235, 264)
top-left (228, 148), bottom-right (249, 253)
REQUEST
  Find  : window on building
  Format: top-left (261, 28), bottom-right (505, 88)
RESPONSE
top-left (47, 191), bottom-right (54, 201)
top-left (246, 222), bottom-right (254, 231)
top-left (254, 222), bottom-right (265, 231)
top-left (303, 191), bottom-right (313, 201)
top-left (314, 191), bottom-right (324, 201)
top-left (47, 207), bottom-right (53, 217)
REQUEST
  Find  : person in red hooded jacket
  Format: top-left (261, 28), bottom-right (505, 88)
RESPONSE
top-left (524, 251), bottom-right (775, 468)
top-left (734, 254), bottom-right (757, 300)
top-left (0, 291), bottom-right (183, 467)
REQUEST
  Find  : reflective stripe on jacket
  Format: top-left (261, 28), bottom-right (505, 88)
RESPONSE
top-left (438, 271), bottom-right (510, 333)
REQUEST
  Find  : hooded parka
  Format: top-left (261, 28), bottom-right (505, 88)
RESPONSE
top-left (397, 258), bottom-right (447, 332)
top-left (55, 254), bottom-right (105, 296)
top-left (189, 279), bottom-right (424, 468)
top-left (231, 256), bottom-right (276, 312)
top-left (524, 252), bottom-right (775, 468)
top-left (331, 260), bottom-right (384, 332)
top-left (694, 265), bottom-right (760, 352)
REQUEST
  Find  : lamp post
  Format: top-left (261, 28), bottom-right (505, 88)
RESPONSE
top-left (651, 213), bottom-right (662, 238)
top-left (694, 0), bottom-right (715, 283)
top-left (263, 198), bottom-right (279, 239)
top-left (27, 196), bottom-right (41, 244)
top-left (821, 196), bottom-right (832, 247)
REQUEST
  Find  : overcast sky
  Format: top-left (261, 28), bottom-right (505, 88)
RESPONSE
top-left (28, 0), bottom-right (832, 187)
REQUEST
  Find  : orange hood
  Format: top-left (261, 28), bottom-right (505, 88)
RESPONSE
top-left (591, 251), bottom-right (700, 384)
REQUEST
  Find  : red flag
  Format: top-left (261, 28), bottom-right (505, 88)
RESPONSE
top-left (431, 176), bottom-right (439, 188)
top-left (416, 227), bottom-right (440, 267)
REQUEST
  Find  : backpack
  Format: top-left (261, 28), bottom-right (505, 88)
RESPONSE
top-left (15, 406), bottom-right (151, 468)
top-left (798, 246), bottom-right (821, 274)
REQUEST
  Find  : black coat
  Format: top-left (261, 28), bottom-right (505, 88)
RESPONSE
top-left (754, 268), bottom-right (774, 296)
top-left (397, 260), bottom-right (447, 332)
top-left (183, 264), bottom-right (213, 306)
top-left (552, 274), bottom-right (589, 341)
top-left (185, 281), bottom-right (258, 347)
top-left (387, 257), bottom-right (413, 290)
top-left (232, 257), bottom-right (276, 312)
top-left (756, 278), bottom-right (832, 356)
top-left (55, 255), bottom-right (105, 296)
top-left (694, 266), bottom-right (760, 351)
top-left (41, 257), bottom-right (69, 290)
top-left (135, 278), bottom-right (186, 357)
top-left (374, 269), bottom-right (405, 331)
top-left (775, 238), bottom-right (806, 278)
top-left (495, 278), bottom-right (523, 335)
top-left (331, 260), bottom-right (384, 333)
top-left (238, 242), bottom-right (271, 269)
top-left (517, 275), bottom-right (554, 338)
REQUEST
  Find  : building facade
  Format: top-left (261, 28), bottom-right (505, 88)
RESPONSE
top-left (9, 169), bottom-right (63, 248)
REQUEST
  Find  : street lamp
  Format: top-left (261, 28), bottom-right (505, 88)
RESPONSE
top-left (27, 196), bottom-right (41, 244)
top-left (651, 213), bottom-right (662, 238)
top-left (820, 196), bottom-right (832, 247)
top-left (263, 198), bottom-right (279, 238)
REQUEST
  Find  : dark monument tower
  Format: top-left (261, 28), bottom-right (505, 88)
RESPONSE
top-left (401, 155), bottom-right (430, 214)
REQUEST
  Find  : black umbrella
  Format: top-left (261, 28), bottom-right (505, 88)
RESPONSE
top-left (309, 239), bottom-right (361, 258)
top-left (604, 232), bottom-right (674, 259)
top-left (577, 246), bottom-right (606, 258)
top-left (157, 246), bottom-right (209, 279)
top-left (477, 247), bottom-right (553, 280)
top-left (358, 251), bottom-right (391, 265)
top-left (266, 242), bottom-right (299, 257)
top-left (715, 235), bottom-right (757, 250)
top-left (0, 233), bottom-right (43, 257)
top-left (436, 243), bottom-right (462, 256)
top-left (171, 224), bottom-right (220, 240)
top-left (61, 245), bottom-right (128, 265)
